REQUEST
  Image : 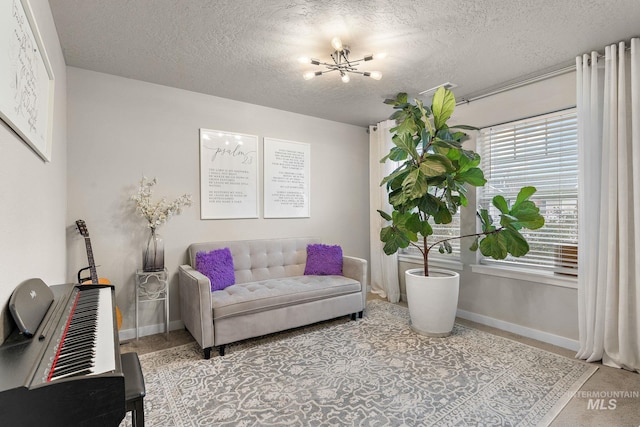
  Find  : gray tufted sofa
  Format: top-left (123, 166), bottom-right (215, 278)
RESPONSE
top-left (178, 237), bottom-right (367, 359)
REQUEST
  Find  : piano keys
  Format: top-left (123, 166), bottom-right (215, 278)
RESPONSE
top-left (0, 280), bottom-right (125, 426)
top-left (44, 287), bottom-right (117, 382)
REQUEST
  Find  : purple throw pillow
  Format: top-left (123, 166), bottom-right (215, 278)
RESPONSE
top-left (304, 244), bottom-right (343, 276)
top-left (195, 248), bottom-right (235, 291)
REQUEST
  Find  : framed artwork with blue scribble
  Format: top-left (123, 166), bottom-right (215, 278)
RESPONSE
top-left (0, 0), bottom-right (55, 162)
top-left (199, 129), bottom-right (259, 219)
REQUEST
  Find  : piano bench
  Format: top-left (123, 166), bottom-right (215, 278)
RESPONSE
top-left (122, 352), bottom-right (146, 427)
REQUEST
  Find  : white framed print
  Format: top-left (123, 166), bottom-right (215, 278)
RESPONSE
top-left (263, 138), bottom-right (310, 218)
top-left (199, 129), bottom-right (259, 219)
top-left (0, 0), bottom-right (55, 162)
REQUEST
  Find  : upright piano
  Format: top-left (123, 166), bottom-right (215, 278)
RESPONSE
top-left (0, 279), bottom-right (125, 426)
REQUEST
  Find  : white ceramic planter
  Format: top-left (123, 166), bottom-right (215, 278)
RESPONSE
top-left (405, 267), bottom-right (460, 337)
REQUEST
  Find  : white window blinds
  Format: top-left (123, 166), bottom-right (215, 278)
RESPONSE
top-left (477, 109), bottom-right (578, 274)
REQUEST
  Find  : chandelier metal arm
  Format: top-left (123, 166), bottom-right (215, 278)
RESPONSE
top-left (301, 37), bottom-right (383, 81)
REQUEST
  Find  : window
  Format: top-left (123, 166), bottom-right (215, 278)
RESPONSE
top-left (477, 109), bottom-right (578, 275)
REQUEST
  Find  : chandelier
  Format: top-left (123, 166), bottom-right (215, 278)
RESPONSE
top-left (299, 37), bottom-right (385, 83)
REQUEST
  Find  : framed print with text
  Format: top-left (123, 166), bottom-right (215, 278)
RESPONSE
top-left (263, 138), bottom-right (310, 218)
top-left (0, 0), bottom-right (55, 162)
top-left (200, 129), bottom-right (259, 219)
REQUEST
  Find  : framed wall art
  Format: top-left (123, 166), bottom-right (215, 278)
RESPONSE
top-left (0, 0), bottom-right (55, 162)
top-left (199, 129), bottom-right (259, 219)
top-left (263, 137), bottom-right (310, 218)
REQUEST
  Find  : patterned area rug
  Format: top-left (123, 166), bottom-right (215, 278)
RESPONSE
top-left (121, 300), bottom-right (596, 426)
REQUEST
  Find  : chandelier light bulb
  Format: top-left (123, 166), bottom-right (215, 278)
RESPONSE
top-left (341, 73), bottom-right (350, 83)
top-left (303, 71), bottom-right (322, 80)
top-left (331, 36), bottom-right (343, 51)
top-left (373, 52), bottom-right (387, 60)
top-left (369, 71), bottom-right (382, 80)
top-left (299, 57), bottom-right (320, 65)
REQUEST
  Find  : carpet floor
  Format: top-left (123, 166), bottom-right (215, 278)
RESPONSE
top-left (120, 300), bottom-right (597, 426)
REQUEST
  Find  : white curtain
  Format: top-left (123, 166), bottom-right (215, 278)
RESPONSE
top-left (576, 38), bottom-right (640, 372)
top-left (369, 120), bottom-right (400, 303)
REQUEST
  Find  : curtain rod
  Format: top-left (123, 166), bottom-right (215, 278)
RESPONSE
top-left (455, 64), bottom-right (576, 106)
top-left (458, 37), bottom-right (638, 106)
top-left (367, 65), bottom-right (575, 131)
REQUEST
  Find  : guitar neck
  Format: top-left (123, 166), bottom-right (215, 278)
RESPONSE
top-left (84, 237), bottom-right (99, 284)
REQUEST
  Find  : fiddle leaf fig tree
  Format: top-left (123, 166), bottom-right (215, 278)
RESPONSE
top-left (378, 87), bottom-right (545, 276)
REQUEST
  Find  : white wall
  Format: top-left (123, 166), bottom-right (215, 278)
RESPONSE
top-left (65, 67), bottom-right (370, 337)
top-left (399, 71), bottom-right (580, 348)
top-left (0, 0), bottom-right (67, 341)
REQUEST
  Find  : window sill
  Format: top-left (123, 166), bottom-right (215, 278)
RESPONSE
top-left (470, 264), bottom-right (578, 289)
top-left (398, 254), bottom-right (464, 271)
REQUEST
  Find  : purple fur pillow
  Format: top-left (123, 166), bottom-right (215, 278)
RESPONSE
top-left (195, 248), bottom-right (235, 291)
top-left (304, 244), bottom-right (343, 276)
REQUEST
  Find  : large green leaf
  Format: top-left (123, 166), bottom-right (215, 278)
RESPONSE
top-left (388, 146), bottom-right (408, 161)
top-left (418, 219), bottom-right (433, 237)
top-left (389, 188), bottom-right (409, 207)
top-left (417, 193), bottom-right (440, 216)
top-left (502, 228), bottom-right (530, 257)
top-left (379, 165), bottom-right (409, 187)
top-left (380, 226), bottom-right (410, 255)
top-left (479, 233), bottom-right (507, 259)
top-left (458, 167), bottom-right (486, 186)
top-left (511, 200), bottom-right (545, 229)
top-left (392, 132), bottom-right (419, 159)
top-left (456, 150), bottom-right (480, 173)
top-left (514, 186), bottom-right (537, 208)
top-left (420, 154), bottom-right (453, 177)
top-left (433, 204), bottom-right (453, 224)
top-left (432, 87), bottom-right (456, 130)
top-left (391, 118), bottom-right (417, 135)
top-left (402, 169), bottom-right (428, 199)
top-left (416, 99), bottom-right (434, 136)
top-left (433, 138), bottom-right (463, 151)
top-left (404, 212), bottom-right (423, 234)
top-left (492, 195), bottom-right (509, 214)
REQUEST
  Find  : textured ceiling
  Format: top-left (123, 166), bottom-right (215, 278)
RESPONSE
top-left (48, 0), bottom-right (640, 127)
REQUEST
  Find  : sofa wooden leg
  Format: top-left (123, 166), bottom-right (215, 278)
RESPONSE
top-left (204, 347), bottom-right (212, 359)
top-left (218, 344), bottom-right (226, 356)
top-left (358, 311), bottom-right (363, 318)
top-left (350, 313), bottom-right (357, 321)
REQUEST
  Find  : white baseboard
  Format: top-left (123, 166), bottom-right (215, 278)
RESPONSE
top-left (456, 309), bottom-right (580, 352)
top-left (118, 319), bottom-right (184, 342)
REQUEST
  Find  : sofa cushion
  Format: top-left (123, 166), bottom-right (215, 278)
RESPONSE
top-left (188, 238), bottom-right (319, 284)
top-left (304, 244), bottom-right (343, 275)
top-left (195, 248), bottom-right (235, 291)
top-left (211, 275), bottom-right (361, 319)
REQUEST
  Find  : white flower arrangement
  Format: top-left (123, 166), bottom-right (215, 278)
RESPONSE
top-left (132, 176), bottom-right (192, 229)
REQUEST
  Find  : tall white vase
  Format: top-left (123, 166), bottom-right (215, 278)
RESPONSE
top-left (405, 267), bottom-right (460, 337)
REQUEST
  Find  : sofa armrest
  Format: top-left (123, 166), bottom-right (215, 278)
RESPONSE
top-left (343, 256), bottom-right (368, 311)
top-left (178, 265), bottom-right (214, 350)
